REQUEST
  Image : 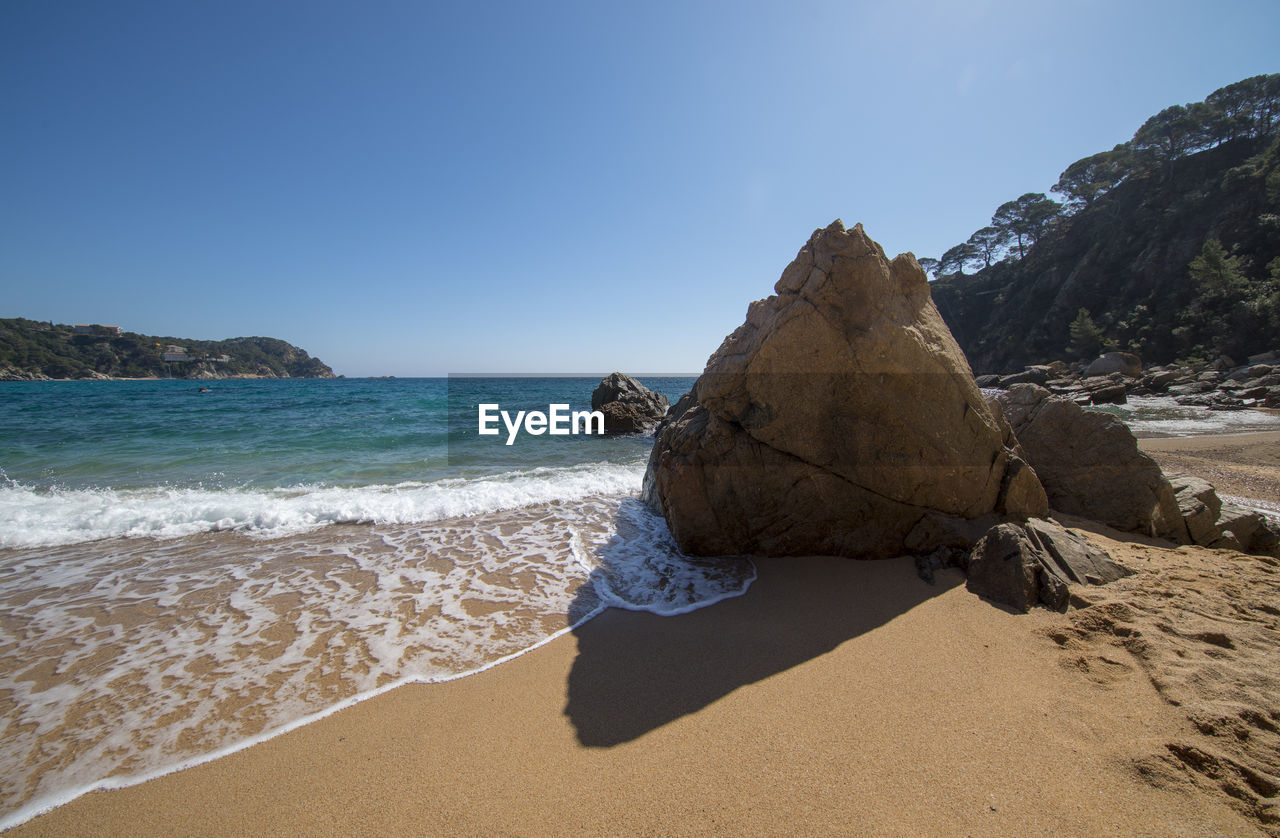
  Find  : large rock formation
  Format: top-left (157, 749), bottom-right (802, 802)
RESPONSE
top-left (995, 384), bottom-right (1187, 541)
top-left (642, 220), bottom-right (1047, 559)
top-left (927, 128), bottom-right (1279, 373)
top-left (591, 373), bottom-right (669, 434)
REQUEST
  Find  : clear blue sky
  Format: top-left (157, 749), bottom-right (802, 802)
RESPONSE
top-left (3, 0), bottom-right (1277, 376)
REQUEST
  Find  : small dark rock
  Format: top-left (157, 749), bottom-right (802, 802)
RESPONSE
top-left (1088, 383), bottom-right (1128, 405)
top-left (998, 368), bottom-right (1049, 387)
top-left (966, 519), bottom-right (1129, 612)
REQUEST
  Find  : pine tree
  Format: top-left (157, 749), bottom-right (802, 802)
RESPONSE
top-left (1068, 308), bottom-right (1104, 359)
top-left (1183, 239), bottom-right (1250, 357)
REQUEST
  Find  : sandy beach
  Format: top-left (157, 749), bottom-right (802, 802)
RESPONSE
top-left (1141, 430), bottom-right (1280, 509)
top-left (11, 430), bottom-right (1280, 836)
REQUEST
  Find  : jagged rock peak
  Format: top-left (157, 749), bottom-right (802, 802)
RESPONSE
top-left (643, 221), bottom-right (1046, 559)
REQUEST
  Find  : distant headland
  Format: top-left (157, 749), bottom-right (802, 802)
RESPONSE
top-left (0, 318), bottom-right (335, 380)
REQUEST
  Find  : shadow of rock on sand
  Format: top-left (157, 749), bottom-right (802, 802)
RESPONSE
top-left (564, 551), bottom-right (960, 747)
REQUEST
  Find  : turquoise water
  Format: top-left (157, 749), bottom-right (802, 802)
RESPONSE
top-left (0, 377), bottom-right (693, 492)
top-left (0, 377), bottom-right (695, 545)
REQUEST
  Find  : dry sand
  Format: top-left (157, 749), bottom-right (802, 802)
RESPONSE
top-left (14, 433), bottom-right (1280, 836)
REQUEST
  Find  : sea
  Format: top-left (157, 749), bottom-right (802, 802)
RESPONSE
top-left (2, 377), bottom-right (1280, 828)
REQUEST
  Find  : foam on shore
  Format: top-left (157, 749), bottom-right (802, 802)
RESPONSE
top-left (0, 492), bottom-right (755, 828)
top-left (0, 461), bottom-right (644, 548)
top-left (1089, 395), bottom-right (1280, 437)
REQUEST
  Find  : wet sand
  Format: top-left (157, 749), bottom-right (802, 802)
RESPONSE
top-left (14, 549), bottom-right (1267, 836)
top-left (1141, 430), bottom-right (1280, 505)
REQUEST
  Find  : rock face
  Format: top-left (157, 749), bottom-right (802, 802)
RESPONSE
top-left (591, 373), bottom-right (669, 433)
top-left (966, 519), bottom-right (1132, 612)
top-left (642, 220), bottom-right (1047, 559)
top-left (996, 384), bottom-right (1187, 541)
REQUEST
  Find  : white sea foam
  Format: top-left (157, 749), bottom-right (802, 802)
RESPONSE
top-left (1088, 396), bottom-right (1280, 437)
top-left (0, 461), bottom-right (644, 548)
top-left (0, 490), bottom-right (754, 828)
top-left (569, 498), bottom-right (756, 616)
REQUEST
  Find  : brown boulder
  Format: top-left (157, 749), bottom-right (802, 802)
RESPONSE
top-left (996, 384), bottom-right (1187, 541)
top-left (1215, 503), bottom-right (1265, 551)
top-left (1086, 382), bottom-right (1128, 405)
top-left (597, 401), bottom-right (651, 434)
top-left (1024, 518), bottom-right (1130, 586)
top-left (997, 368), bottom-right (1049, 387)
top-left (642, 220), bottom-right (1047, 559)
top-left (967, 523), bottom-right (1060, 611)
top-left (1165, 472), bottom-right (1277, 555)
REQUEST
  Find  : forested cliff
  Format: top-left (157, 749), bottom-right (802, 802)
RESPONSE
top-left (0, 319), bottom-right (335, 380)
top-left (928, 74), bottom-right (1280, 373)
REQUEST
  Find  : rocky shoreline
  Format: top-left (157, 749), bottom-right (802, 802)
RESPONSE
top-left (640, 222), bottom-right (1280, 602)
top-left (976, 349), bottom-right (1280, 410)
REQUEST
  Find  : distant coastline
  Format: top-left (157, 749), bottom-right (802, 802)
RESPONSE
top-left (0, 318), bottom-right (335, 380)
top-left (0, 373), bottom-right (340, 382)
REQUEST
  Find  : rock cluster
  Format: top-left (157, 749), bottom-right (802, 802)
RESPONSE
top-left (995, 385), bottom-right (1186, 540)
top-left (991, 385), bottom-right (1280, 557)
top-left (977, 350), bottom-right (1280, 410)
top-left (642, 220), bottom-right (1046, 560)
top-left (642, 221), bottom-right (1279, 614)
top-left (1167, 472), bottom-right (1278, 554)
top-left (0, 366), bottom-right (54, 381)
top-left (591, 373), bottom-right (669, 434)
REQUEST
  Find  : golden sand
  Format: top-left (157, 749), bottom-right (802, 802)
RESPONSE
top-left (13, 553), bottom-right (1269, 836)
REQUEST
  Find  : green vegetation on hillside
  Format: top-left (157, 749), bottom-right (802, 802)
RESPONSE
top-left (0, 319), bottom-right (335, 379)
top-left (928, 74), bottom-right (1280, 372)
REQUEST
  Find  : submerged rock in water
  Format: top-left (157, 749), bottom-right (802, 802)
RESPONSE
top-left (642, 220), bottom-right (1046, 559)
top-left (591, 372), bottom-right (669, 433)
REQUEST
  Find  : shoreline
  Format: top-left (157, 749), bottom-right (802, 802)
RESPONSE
top-left (7, 427), bottom-right (1280, 835)
top-left (1139, 430), bottom-right (1280, 505)
top-left (1138, 429), bottom-right (1280, 450)
top-left (0, 603), bottom-right (612, 834)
